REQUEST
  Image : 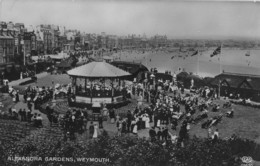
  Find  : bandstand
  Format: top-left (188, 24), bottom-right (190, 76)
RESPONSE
top-left (67, 61), bottom-right (131, 108)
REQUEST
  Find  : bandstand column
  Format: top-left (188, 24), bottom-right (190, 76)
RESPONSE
top-left (84, 77), bottom-right (87, 95)
top-left (111, 78), bottom-right (114, 102)
top-left (103, 78), bottom-right (105, 96)
top-left (90, 78), bottom-right (93, 103)
top-left (74, 77), bottom-right (77, 95)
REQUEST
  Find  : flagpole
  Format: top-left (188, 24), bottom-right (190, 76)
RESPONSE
top-left (218, 43), bottom-right (223, 98)
top-left (219, 43), bottom-right (222, 74)
top-left (197, 49), bottom-right (199, 75)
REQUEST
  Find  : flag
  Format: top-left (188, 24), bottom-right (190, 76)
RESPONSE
top-left (191, 50), bottom-right (198, 56)
top-left (210, 46), bottom-right (221, 57)
top-left (245, 51), bottom-right (250, 56)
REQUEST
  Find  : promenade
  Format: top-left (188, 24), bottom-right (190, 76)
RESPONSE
top-left (9, 72), bottom-right (49, 87)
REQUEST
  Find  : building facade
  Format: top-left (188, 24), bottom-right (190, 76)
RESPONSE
top-left (0, 29), bottom-right (15, 64)
top-left (0, 29), bottom-right (15, 82)
top-left (211, 72), bottom-right (260, 102)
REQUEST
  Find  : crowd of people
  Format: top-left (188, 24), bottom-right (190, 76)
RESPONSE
top-left (99, 76), bottom-right (234, 145)
top-left (65, 73), bottom-right (234, 144)
top-left (0, 106), bottom-right (43, 128)
top-left (2, 63), bottom-right (236, 144)
top-left (2, 84), bottom-right (69, 128)
top-left (8, 87), bottom-right (20, 103)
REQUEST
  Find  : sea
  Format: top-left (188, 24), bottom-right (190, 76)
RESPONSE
top-left (113, 48), bottom-right (260, 78)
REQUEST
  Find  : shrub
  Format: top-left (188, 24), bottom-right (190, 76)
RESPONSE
top-left (228, 136), bottom-right (260, 161)
top-left (1, 131), bottom-right (259, 166)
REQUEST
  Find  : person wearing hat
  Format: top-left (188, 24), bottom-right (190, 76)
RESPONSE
top-left (121, 118), bottom-right (127, 134)
top-left (147, 106), bottom-right (153, 123)
top-left (117, 119), bottom-right (122, 136)
top-left (27, 100), bottom-right (32, 112)
top-left (89, 121), bottom-right (94, 139)
top-left (64, 131), bottom-right (70, 141)
top-left (157, 127), bottom-right (162, 140)
top-left (98, 114), bottom-right (103, 129)
top-left (137, 93), bottom-right (143, 109)
top-left (149, 127), bottom-right (157, 142)
top-left (144, 114), bottom-right (150, 129)
top-left (16, 91), bottom-right (19, 102)
top-left (153, 108), bottom-right (158, 128)
top-left (27, 109), bottom-right (33, 123)
top-left (36, 114), bottom-right (43, 128)
top-left (132, 120), bottom-right (138, 136)
top-left (23, 92), bottom-right (27, 103)
top-left (93, 124), bottom-right (98, 139)
top-left (127, 110), bottom-right (132, 132)
top-left (212, 128), bottom-right (219, 140)
top-left (109, 108), bottom-right (115, 124)
top-left (162, 127), bottom-right (169, 141)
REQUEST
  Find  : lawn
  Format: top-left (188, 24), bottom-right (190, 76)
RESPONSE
top-left (188, 98), bottom-right (260, 144)
top-left (13, 73), bottom-right (71, 92)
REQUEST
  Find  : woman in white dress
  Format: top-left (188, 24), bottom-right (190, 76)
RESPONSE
top-left (145, 115), bottom-right (150, 129)
top-left (137, 94), bottom-right (143, 109)
top-left (103, 107), bottom-right (108, 118)
top-left (93, 124), bottom-right (98, 138)
top-left (118, 121), bottom-right (122, 136)
top-left (116, 114), bottom-right (120, 123)
top-left (157, 118), bottom-right (161, 127)
top-left (142, 114), bottom-right (146, 123)
top-left (132, 121), bottom-right (138, 135)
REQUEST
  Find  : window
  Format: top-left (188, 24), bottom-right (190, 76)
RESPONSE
top-left (221, 81), bottom-right (229, 87)
top-left (240, 82), bottom-right (251, 89)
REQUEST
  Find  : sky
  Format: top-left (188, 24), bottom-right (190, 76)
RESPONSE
top-left (0, 0), bottom-right (260, 39)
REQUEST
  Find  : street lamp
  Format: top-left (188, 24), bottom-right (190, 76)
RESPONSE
top-left (20, 40), bottom-right (26, 66)
top-left (150, 74), bottom-right (155, 90)
top-left (218, 79), bottom-right (221, 99)
top-left (34, 64), bottom-right (37, 75)
top-left (1, 72), bottom-right (4, 85)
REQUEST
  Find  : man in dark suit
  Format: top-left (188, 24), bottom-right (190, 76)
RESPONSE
top-left (127, 110), bottom-right (132, 132)
top-left (157, 127), bottom-right (162, 140)
top-left (89, 121), bottom-right (94, 139)
top-left (149, 127), bottom-right (157, 142)
top-left (98, 115), bottom-right (103, 129)
top-left (162, 127), bottom-right (168, 141)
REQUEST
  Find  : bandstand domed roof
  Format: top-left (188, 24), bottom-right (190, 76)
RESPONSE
top-left (67, 61), bottom-right (131, 78)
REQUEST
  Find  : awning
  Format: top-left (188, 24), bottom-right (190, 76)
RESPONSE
top-left (67, 61), bottom-right (130, 78)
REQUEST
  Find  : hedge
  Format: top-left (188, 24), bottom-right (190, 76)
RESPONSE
top-left (1, 130), bottom-right (259, 166)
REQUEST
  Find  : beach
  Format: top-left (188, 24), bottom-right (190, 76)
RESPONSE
top-left (113, 49), bottom-right (260, 77)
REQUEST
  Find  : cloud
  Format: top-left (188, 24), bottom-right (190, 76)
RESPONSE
top-left (1, 0), bottom-right (260, 39)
